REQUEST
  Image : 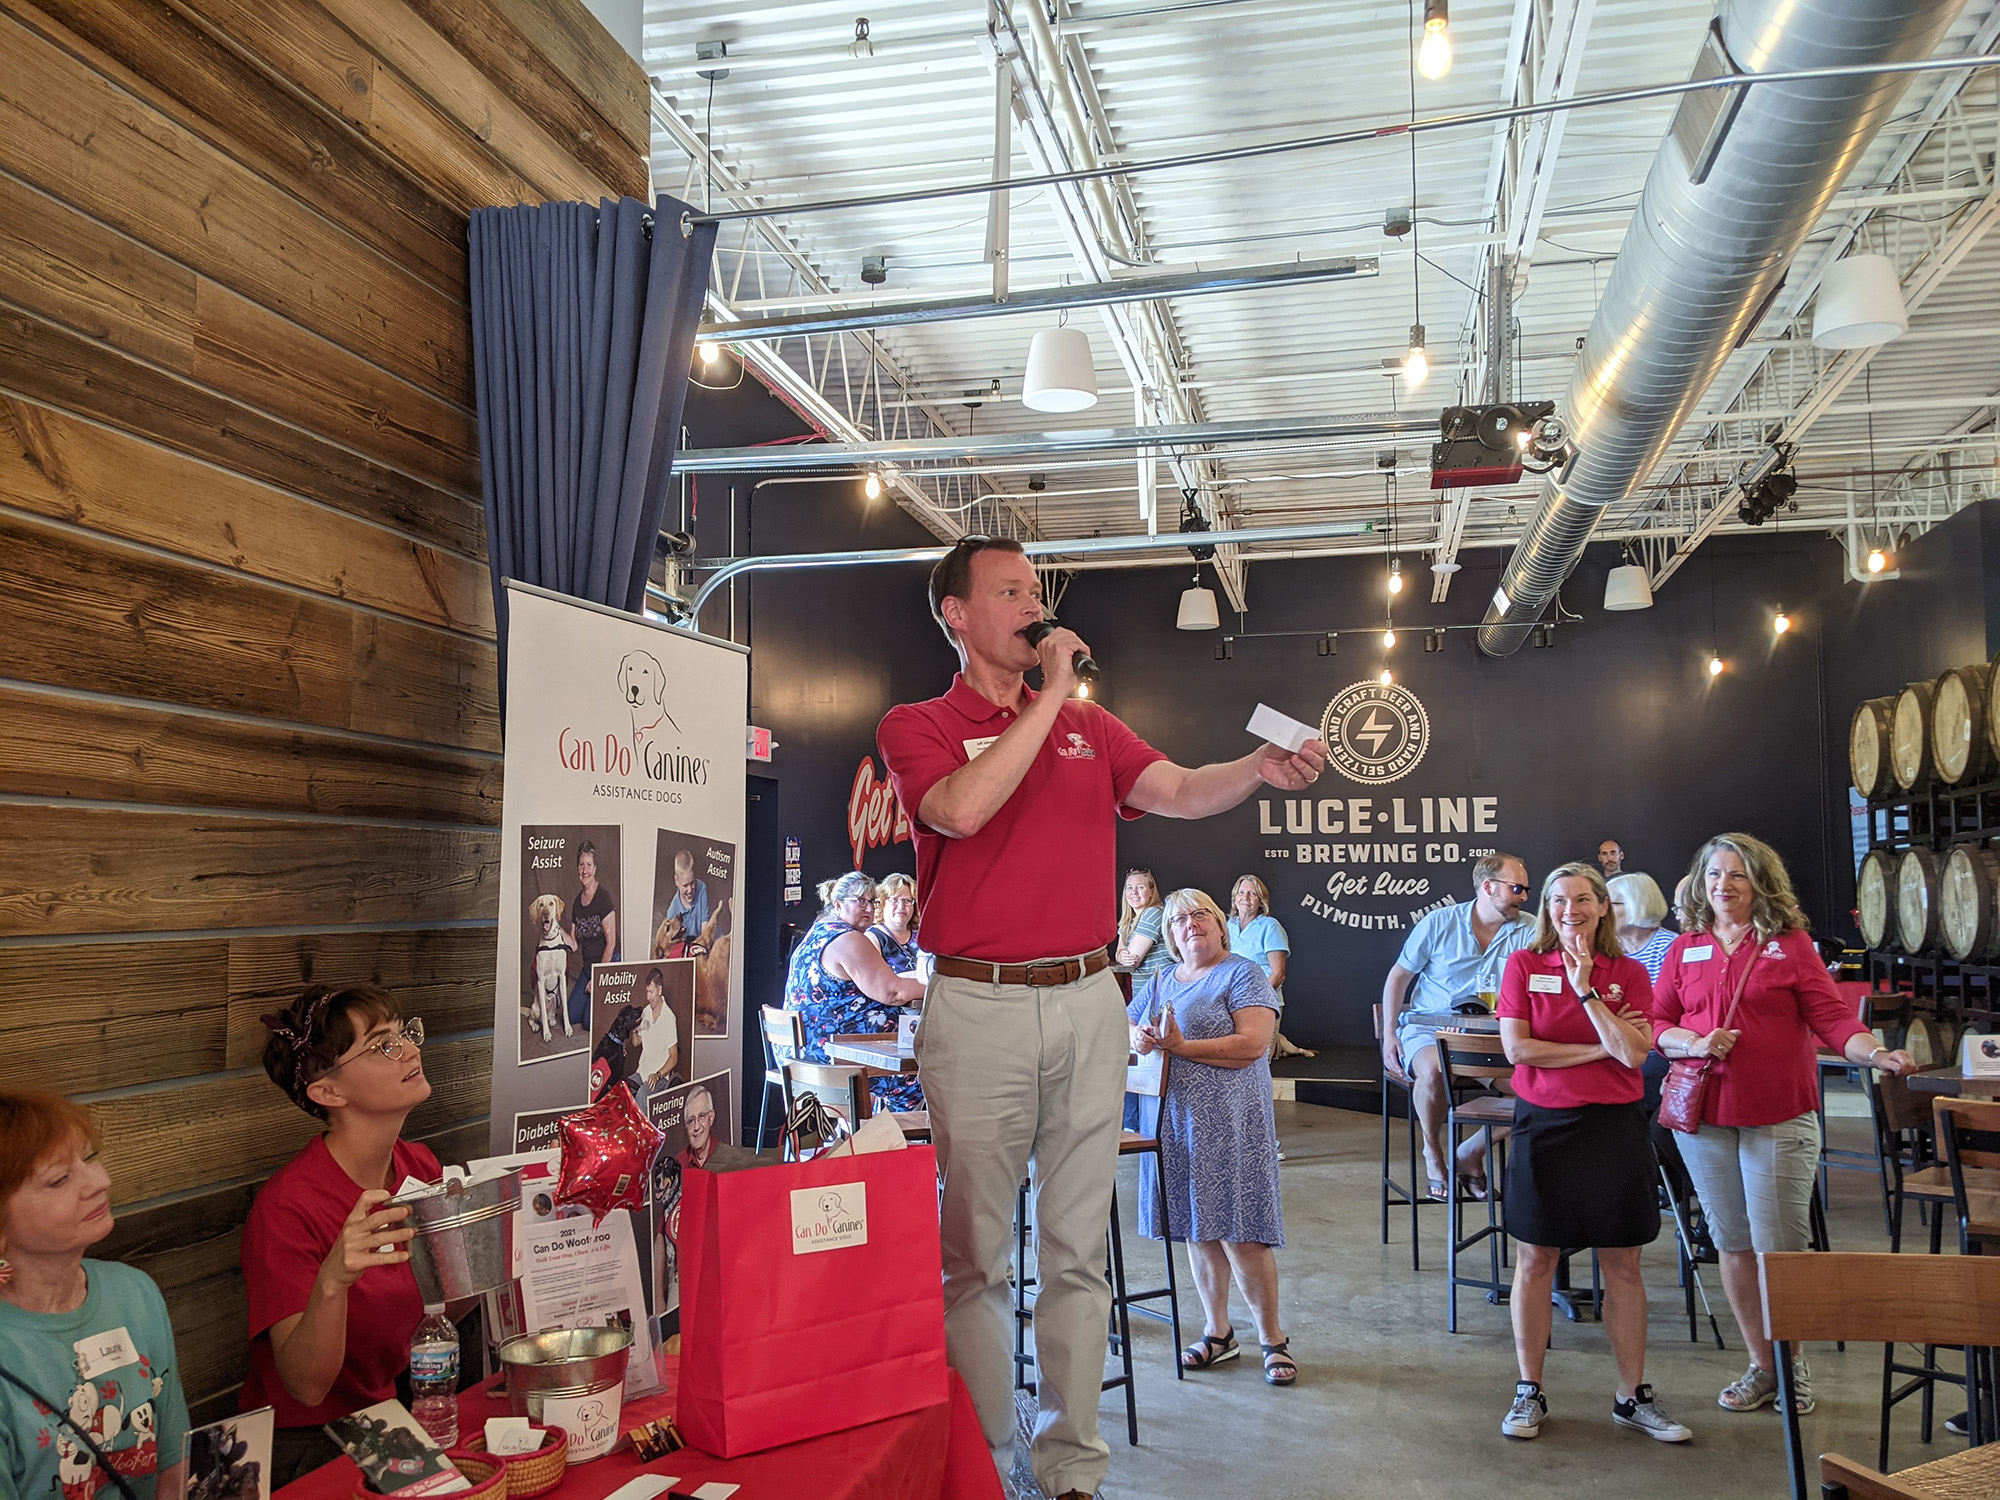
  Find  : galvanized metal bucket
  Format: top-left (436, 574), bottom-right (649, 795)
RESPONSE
top-left (498, 1327), bottom-right (633, 1459)
top-left (391, 1170), bottom-right (520, 1303)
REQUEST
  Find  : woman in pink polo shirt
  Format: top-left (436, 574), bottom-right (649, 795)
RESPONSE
top-left (1495, 862), bottom-right (1687, 1446)
top-left (1652, 832), bottom-right (1913, 1418)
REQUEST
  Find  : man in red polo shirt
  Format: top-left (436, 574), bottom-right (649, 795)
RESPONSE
top-left (878, 536), bottom-right (1324, 1500)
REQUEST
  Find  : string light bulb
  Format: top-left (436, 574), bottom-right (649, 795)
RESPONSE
top-left (1866, 548), bottom-right (1888, 574)
top-left (863, 473), bottom-right (882, 500)
top-left (697, 340), bottom-right (721, 365)
top-left (1075, 680), bottom-right (1091, 700)
top-left (1773, 608), bottom-right (1791, 635)
top-left (1708, 654), bottom-right (1725, 678)
top-left (1388, 560), bottom-right (1404, 594)
top-left (1379, 668), bottom-right (1394, 685)
top-left (1418, 0), bottom-right (1453, 80)
top-left (1383, 630), bottom-right (1397, 650)
top-left (1404, 325), bottom-right (1429, 388)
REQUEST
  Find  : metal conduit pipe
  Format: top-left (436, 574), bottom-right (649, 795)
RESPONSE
top-left (685, 519), bottom-right (1373, 622)
top-left (1477, 0), bottom-right (1964, 657)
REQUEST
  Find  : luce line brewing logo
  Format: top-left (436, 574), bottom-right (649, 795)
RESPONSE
top-left (1320, 679), bottom-right (1430, 785)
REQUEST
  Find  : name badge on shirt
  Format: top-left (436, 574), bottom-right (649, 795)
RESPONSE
top-left (75, 1327), bottom-right (140, 1381)
top-left (1684, 945), bottom-right (1715, 962)
top-left (1527, 972), bottom-right (1564, 994)
top-left (962, 736), bottom-right (999, 760)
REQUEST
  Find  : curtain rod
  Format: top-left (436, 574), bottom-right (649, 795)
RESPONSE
top-left (671, 52), bottom-right (2000, 233)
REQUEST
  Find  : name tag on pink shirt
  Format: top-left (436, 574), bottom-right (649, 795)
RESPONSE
top-left (1684, 945), bottom-right (1715, 962)
top-left (1527, 972), bottom-right (1563, 994)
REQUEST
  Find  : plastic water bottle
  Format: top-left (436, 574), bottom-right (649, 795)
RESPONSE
top-left (409, 1307), bottom-right (459, 1447)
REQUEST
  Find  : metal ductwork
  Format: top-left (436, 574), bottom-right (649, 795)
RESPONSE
top-left (1477, 0), bottom-right (1962, 657)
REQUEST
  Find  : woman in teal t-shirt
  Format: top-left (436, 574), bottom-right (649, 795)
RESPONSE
top-left (0, 1090), bottom-right (189, 1500)
top-left (1226, 875), bottom-right (1290, 1003)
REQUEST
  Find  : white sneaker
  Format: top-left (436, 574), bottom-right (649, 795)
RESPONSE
top-left (1613, 1384), bottom-right (1692, 1443)
top-left (1502, 1380), bottom-right (1547, 1439)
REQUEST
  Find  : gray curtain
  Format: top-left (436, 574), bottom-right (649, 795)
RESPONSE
top-left (468, 194), bottom-right (718, 665)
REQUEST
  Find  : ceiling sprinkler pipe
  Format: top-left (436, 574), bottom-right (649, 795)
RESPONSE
top-left (685, 518), bottom-right (1374, 622)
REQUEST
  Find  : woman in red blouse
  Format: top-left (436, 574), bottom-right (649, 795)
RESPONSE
top-left (1494, 863), bottom-right (1688, 1445)
top-left (241, 986), bottom-right (440, 1485)
top-left (1652, 833), bottom-right (1914, 1417)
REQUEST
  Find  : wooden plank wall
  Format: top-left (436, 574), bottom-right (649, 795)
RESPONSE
top-left (0, 0), bottom-right (649, 1421)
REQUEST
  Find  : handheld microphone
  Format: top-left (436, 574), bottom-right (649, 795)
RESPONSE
top-left (1023, 620), bottom-right (1099, 684)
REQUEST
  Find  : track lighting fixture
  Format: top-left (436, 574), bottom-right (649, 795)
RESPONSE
top-left (1531, 624), bottom-right (1554, 649)
top-left (1317, 633), bottom-right (1337, 657)
top-left (1215, 639), bottom-right (1233, 661)
top-left (1424, 629), bottom-right (1444, 653)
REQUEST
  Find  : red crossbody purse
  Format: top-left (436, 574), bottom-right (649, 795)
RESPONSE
top-left (1657, 943), bottom-right (1758, 1135)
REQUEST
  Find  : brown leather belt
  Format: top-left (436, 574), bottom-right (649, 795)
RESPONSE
top-left (933, 948), bottom-right (1112, 988)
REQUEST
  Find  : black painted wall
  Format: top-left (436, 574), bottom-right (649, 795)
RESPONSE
top-left (683, 367), bottom-right (1998, 1053)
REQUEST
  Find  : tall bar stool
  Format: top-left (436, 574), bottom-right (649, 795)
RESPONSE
top-left (1012, 1165), bottom-right (1149, 1445)
top-left (1376, 1003), bottom-right (1444, 1269)
top-left (1815, 988), bottom-right (1895, 1227)
top-left (756, 1006), bottom-right (804, 1153)
top-left (1112, 1128), bottom-right (1183, 1379)
top-left (1435, 1029), bottom-right (1515, 1333)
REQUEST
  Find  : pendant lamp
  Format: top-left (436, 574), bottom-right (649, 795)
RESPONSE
top-left (1177, 567), bottom-right (1219, 630)
top-left (1603, 563), bottom-right (1654, 611)
top-left (1022, 326), bottom-right (1099, 412)
top-left (1812, 254), bottom-right (1908, 349)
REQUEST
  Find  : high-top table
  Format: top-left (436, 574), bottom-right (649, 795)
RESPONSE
top-left (825, 1033), bottom-right (917, 1074)
top-left (1906, 1067), bottom-right (2000, 1099)
top-left (278, 1361), bottom-right (1000, 1500)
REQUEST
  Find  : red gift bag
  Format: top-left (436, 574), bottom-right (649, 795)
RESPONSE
top-left (676, 1145), bottom-right (947, 1456)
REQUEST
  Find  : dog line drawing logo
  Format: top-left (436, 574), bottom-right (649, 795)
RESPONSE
top-left (816, 1190), bottom-right (849, 1220)
top-left (616, 651), bottom-right (681, 755)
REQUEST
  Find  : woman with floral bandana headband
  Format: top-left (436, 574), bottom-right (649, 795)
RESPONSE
top-left (240, 985), bottom-right (440, 1486)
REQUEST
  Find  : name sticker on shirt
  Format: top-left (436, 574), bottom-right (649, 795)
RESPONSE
top-left (1684, 945), bottom-right (1715, 962)
top-left (1527, 972), bottom-right (1564, 994)
top-left (74, 1326), bottom-right (140, 1381)
top-left (962, 736), bottom-right (999, 761)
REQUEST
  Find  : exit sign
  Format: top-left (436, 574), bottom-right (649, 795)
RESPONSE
top-left (747, 725), bottom-right (775, 762)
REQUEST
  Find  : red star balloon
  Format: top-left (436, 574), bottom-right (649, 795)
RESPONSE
top-left (556, 1083), bottom-right (664, 1224)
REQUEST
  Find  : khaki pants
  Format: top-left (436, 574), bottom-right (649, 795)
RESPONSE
top-left (916, 965), bottom-right (1129, 1499)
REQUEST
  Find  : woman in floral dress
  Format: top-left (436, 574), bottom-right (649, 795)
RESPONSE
top-left (786, 871), bottom-right (928, 1110)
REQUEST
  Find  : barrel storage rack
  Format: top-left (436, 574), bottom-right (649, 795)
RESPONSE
top-left (1850, 656), bottom-right (2000, 1039)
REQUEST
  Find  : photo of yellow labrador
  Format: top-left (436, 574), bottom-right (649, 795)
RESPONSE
top-left (527, 893), bottom-right (570, 1043)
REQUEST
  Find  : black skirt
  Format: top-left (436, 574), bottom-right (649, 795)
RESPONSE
top-left (1505, 1099), bottom-right (1661, 1249)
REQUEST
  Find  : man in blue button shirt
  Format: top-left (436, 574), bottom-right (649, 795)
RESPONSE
top-left (1382, 852), bottom-right (1533, 1196)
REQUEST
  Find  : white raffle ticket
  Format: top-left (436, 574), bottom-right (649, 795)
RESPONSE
top-left (1246, 703), bottom-right (1318, 754)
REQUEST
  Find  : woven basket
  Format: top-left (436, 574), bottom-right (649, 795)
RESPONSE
top-left (354, 1452), bottom-right (505, 1500)
top-left (458, 1429), bottom-right (569, 1497)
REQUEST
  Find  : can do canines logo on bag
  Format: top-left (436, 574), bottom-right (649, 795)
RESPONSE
top-left (1319, 679), bottom-right (1431, 785)
top-left (553, 650), bottom-right (713, 791)
top-left (790, 1182), bottom-right (869, 1254)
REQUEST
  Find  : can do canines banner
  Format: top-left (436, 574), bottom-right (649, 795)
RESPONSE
top-left (490, 583), bottom-right (749, 1149)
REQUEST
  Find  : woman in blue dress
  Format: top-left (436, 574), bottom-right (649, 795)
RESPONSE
top-left (1128, 888), bottom-right (1294, 1386)
top-left (866, 873), bottom-right (922, 975)
top-left (786, 872), bottom-right (927, 1111)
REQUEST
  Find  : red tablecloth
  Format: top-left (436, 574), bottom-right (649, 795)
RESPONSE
top-left (277, 1364), bottom-right (1001, 1500)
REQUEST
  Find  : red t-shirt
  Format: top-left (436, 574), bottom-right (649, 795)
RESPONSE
top-left (878, 674), bottom-right (1168, 963)
top-left (239, 1135), bottom-right (440, 1428)
top-left (1650, 927), bottom-right (1868, 1128)
top-left (1497, 949), bottom-right (1651, 1109)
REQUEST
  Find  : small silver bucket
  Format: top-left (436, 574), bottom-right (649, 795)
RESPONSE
top-left (390, 1171), bottom-right (520, 1303)
top-left (498, 1326), bottom-right (633, 1426)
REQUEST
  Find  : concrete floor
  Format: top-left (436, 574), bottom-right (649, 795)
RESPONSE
top-left (1020, 1091), bottom-right (1963, 1500)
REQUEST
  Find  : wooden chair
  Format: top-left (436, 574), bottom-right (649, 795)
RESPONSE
top-left (1435, 1029), bottom-right (1514, 1333)
top-left (1761, 1251), bottom-right (2000, 1500)
top-left (756, 1006), bottom-right (805, 1154)
top-left (782, 1058), bottom-right (870, 1139)
top-left (1871, 1068), bottom-right (1952, 1254)
top-left (1935, 1097), bottom-right (2000, 1255)
top-left (1818, 989), bottom-right (1896, 1228)
top-left (1375, 1001), bottom-right (1445, 1270)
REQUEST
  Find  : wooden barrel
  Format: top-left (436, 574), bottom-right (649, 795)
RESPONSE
top-left (1896, 847), bottom-right (1941, 953)
top-left (1891, 681), bottom-right (1935, 790)
top-left (1985, 650), bottom-right (2000, 770)
top-left (1850, 697), bottom-right (1897, 797)
top-left (1932, 664), bottom-right (1993, 785)
top-left (1941, 844), bottom-right (2000, 959)
top-left (1857, 848), bottom-right (1896, 950)
top-left (1904, 1016), bottom-right (1941, 1069)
